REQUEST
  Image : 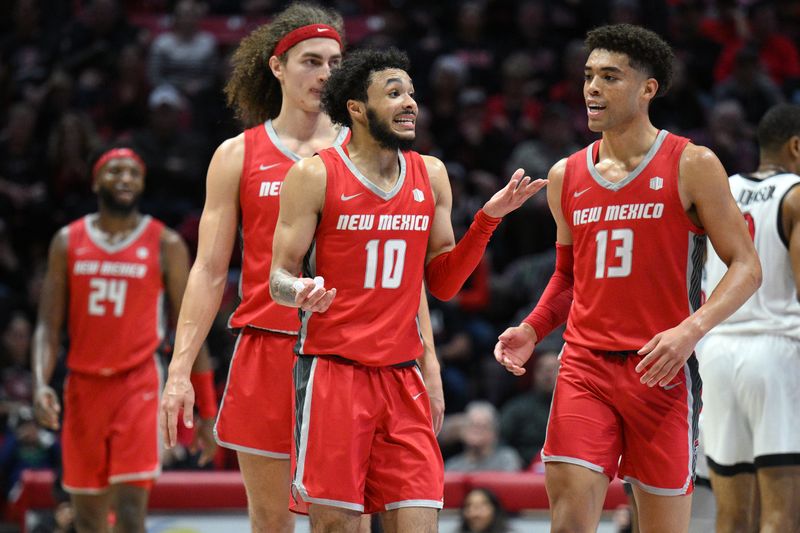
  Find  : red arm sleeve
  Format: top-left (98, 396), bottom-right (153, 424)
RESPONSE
top-left (190, 370), bottom-right (218, 419)
top-left (424, 209), bottom-right (501, 301)
top-left (522, 243), bottom-right (574, 340)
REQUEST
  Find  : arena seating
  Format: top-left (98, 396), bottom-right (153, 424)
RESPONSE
top-left (13, 468), bottom-right (628, 527)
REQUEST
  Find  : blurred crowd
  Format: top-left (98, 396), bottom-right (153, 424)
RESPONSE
top-left (0, 0), bottom-right (798, 523)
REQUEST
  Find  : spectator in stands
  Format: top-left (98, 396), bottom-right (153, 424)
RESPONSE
top-left (0, 0), bottom-right (56, 103)
top-left (697, 99), bottom-right (757, 175)
top-left (499, 337), bottom-right (560, 467)
top-left (712, 46), bottom-right (784, 127)
top-left (650, 58), bottom-right (707, 137)
top-left (457, 487), bottom-right (510, 533)
top-left (669, 0), bottom-right (722, 93)
top-left (713, 1), bottom-right (800, 89)
top-left (147, 0), bottom-right (218, 100)
top-left (46, 112), bottom-right (98, 214)
top-left (0, 312), bottom-right (34, 430)
top-left (58, 0), bottom-right (142, 117)
top-left (131, 84), bottom-right (210, 223)
top-left (506, 104), bottom-right (579, 184)
top-left (0, 102), bottom-right (48, 226)
top-left (0, 406), bottom-right (59, 499)
top-left (445, 401), bottom-right (522, 472)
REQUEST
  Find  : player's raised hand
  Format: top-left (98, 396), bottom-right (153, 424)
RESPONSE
top-left (494, 323), bottom-right (539, 376)
top-left (293, 276), bottom-right (337, 313)
top-left (482, 168), bottom-right (548, 218)
top-left (34, 385), bottom-right (61, 430)
top-left (160, 372), bottom-right (194, 449)
top-left (636, 321), bottom-right (702, 387)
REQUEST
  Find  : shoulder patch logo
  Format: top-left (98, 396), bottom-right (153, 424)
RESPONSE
top-left (413, 188), bottom-right (425, 202)
top-left (650, 176), bottom-right (664, 191)
top-left (136, 247), bottom-right (149, 259)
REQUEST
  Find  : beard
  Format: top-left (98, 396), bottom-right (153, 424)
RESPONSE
top-left (366, 107), bottom-right (415, 152)
top-left (98, 187), bottom-right (140, 216)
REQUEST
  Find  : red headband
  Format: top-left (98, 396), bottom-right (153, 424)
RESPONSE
top-left (273, 24), bottom-right (342, 58)
top-left (92, 148), bottom-right (146, 178)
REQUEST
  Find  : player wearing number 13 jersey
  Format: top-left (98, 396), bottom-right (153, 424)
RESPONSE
top-left (494, 25), bottom-right (761, 533)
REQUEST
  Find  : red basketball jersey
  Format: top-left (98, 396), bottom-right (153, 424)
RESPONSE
top-left (229, 120), bottom-right (350, 333)
top-left (562, 130), bottom-right (705, 351)
top-left (66, 215), bottom-right (166, 375)
top-left (297, 146), bottom-right (435, 366)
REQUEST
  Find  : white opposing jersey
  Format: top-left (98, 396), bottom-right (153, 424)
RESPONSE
top-left (704, 172), bottom-right (800, 338)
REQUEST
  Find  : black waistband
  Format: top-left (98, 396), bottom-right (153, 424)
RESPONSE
top-left (603, 350), bottom-right (639, 358)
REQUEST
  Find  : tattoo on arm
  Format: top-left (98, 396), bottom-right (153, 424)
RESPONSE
top-left (270, 268), bottom-right (299, 307)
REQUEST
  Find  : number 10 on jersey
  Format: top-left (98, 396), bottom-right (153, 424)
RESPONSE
top-left (364, 239), bottom-right (407, 289)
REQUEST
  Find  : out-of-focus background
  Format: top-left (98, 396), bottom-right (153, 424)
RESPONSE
top-left (0, 0), bottom-right (796, 530)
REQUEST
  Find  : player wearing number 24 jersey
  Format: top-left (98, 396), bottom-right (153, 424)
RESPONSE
top-left (495, 24), bottom-right (761, 533)
top-left (32, 146), bottom-right (216, 532)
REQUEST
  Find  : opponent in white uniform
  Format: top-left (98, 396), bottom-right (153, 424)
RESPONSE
top-left (700, 103), bottom-right (800, 533)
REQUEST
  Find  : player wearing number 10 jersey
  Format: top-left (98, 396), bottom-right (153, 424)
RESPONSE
top-left (494, 25), bottom-right (761, 533)
top-left (32, 146), bottom-right (216, 532)
top-left (270, 48), bottom-right (546, 532)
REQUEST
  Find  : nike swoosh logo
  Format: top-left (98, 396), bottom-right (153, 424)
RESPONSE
top-left (412, 392), bottom-right (425, 400)
top-left (316, 28), bottom-right (329, 32)
top-left (259, 163), bottom-right (280, 171)
top-left (574, 187), bottom-right (591, 198)
top-left (341, 193), bottom-right (362, 201)
top-left (662, 383), bottom-right (681, 391)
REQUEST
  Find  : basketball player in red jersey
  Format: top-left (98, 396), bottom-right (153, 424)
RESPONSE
top-left (270, 47), bottom-right (546, 533)
top-left (495, 24), bottom-right (762, 533)
top-left (160, 5), bottom-right (443, 532)
top-left (32, 146), bottom-right (217, 532)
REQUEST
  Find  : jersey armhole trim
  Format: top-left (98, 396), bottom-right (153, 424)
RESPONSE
top-left (777, 182), bottom-right (800, 249)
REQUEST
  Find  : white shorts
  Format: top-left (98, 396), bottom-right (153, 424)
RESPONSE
top-left (697, 333), bottom-right (800, 474)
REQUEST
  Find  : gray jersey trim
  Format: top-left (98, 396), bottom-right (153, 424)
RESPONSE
top-left (293, 357), bottom-right (319, 506)
top-left (540, 454), bottom-right (606, 474)
top-left (264, 120), bottom-right (301, 162)
top-left (586, 130), bottom-right (668, 192)
top-left (264, 121), bottom-right (350, 162)
top-left (84, 214), bottom-right (152, 254)
top-left (214, 331), bottom-right (243, 442)
top-left (214, 438), bottom-right (290, 459)
top-left (385, 499), bottom-right (444, 511)
top-left (333, 145), bottom-right (406, 201)
top-left (623, 475), bottom-right (692, 496)
top-left (686, 232), bottom-right (707, 314)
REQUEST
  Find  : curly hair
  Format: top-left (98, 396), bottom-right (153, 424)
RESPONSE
top-left (585, 24), bottom-right (674, 97)
top-left (321, 47), bottom-right (410, 128)
top-left (224, 2), bottom-right (344, 126)
top-left (757, 103), bottom-right (800, 154)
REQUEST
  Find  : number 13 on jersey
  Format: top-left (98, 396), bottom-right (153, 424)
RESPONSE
top-left (595, 228), bottom-right (633, 279)
top-left (364, 239), bottom-right (407, 289)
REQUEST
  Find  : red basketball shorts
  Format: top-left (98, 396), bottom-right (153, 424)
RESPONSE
top-left (291, 356), bottom-right (444, 514)
top-left (214, 328), bottom-right (295, 458)
top-left (542, 342), bottom-right (702, 495)
top-left (62, 357), bottom-right (161, 493)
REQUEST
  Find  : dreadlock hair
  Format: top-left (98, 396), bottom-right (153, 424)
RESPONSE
top-left (585, 24), bottom-right (674, 97)
top-left (224, 2), bottom-right (344, 126)
top-left (322, 47), bottom-right (410, 128)
top-left (757, 104), bottom-right (800, 155)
